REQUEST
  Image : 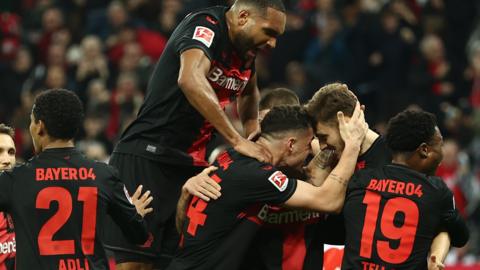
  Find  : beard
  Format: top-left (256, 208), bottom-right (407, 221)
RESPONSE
top-left (232, 30), bottom-right (256, 59)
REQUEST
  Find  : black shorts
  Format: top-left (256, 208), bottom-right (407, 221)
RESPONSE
top-left (104, 152), bottom-right (203, 267)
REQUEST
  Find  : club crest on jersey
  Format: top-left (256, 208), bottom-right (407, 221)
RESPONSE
top-left (268, 171), bottom-right (288, 192)
top-left (192, 26), bottom-right (214, 48)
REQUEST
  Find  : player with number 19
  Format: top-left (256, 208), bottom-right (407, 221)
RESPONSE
top-left (341, 109), bottom-right (469, 270)
top-left (0, 89), bottom-right (152, 270)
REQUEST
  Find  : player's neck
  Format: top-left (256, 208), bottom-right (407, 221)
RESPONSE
top-left (42, 139), bottom-right (75, 152)
top-left (360, 129), bottom-right (379, 155)
top-left (392, 153), bottom-right (425, 173)
top-left (256, 137), bottom-right (280, 165)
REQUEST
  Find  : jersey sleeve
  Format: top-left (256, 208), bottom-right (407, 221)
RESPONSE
top-left (0, 171), bottom-right (14, 211)
top-left (439, 183), bottom-right (469, 247)
top-left (106, 167), bottom-right (148, 245)
top-left (175, 13), bottom-right (222, 60)
top-left (239, 166), bottom-right (297, 205)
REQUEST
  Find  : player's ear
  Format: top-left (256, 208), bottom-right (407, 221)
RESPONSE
top-left (238, 9), bottom-right (250, 26)
top-left (287, 137), bottom-right (296, 153)
top-left (417, 142), bottom-right (429, 159)
top-left (38, 120), bottom-right (47, 136)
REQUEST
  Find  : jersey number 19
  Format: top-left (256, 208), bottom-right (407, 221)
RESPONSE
top-left (360, 191), bottom-right (419, 264)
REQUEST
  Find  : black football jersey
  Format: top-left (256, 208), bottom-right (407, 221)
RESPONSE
top-left (236, 136), bottom-right (393, 270)
top-left (0, 148), bottom-right (147, 270)
top-left (167, 149), bottom-right (297, 270)
top-left (115, 6), bottom-right (255, 167)
top-left (355, 136), bottom-right (392, 172)
top-left (342, 164), bottom-right (469, 270)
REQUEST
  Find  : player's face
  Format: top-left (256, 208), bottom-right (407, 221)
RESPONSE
top-left (315, 120), bottom-right (345, 155)
top-left (235, 7), bottom-right (286, 59)
top-left (281, 128), bottom-right (314, 171)
top-left (424, 127), bottom-right (444, 175)
top-left (0, 134), bottom-right (15, 171)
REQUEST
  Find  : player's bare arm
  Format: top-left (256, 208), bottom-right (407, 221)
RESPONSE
top-left (304, 148), bottom-right (335, 186)
top-left (237, 73), bottom-right (261, 137)
top-left (176, 189), bottom-right (191, 234)
top-left (428, 230), bottom-right (450, 270)
top-left (284, 102), bottom-right (368, 213)
top-left (179, 49), bottom-right (271, 163)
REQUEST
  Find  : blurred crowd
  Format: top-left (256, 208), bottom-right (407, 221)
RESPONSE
top-left (0, 0), bottom-right (480, 265)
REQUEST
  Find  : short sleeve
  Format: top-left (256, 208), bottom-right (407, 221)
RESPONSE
top-left (0, 171), bottom-right (14, 211)
top-left (175, 13), bottom-right (222, 60)
top-left (439, 183), bottom-right (469, 247)
top-left (240, 167), bottom-right (297, 205)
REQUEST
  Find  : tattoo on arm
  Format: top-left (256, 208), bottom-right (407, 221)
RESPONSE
top-left (312, 150), bottom-right (335, 169)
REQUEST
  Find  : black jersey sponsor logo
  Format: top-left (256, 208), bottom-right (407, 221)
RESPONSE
top-left (0, 237), bottom-right (15, 255)
top-left (207, 66), bottom-right (249, 92)
top-left (259, 208), bottom-right (322, 225)
top-left (36, 168), bottom-right (96, 181)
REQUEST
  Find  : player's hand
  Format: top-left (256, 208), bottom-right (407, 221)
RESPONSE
top-left (234, 137), bottom-right (272, 163)
top-left (131, 185), bottom-right (153, 218)
top-left (182, 166), bottom-right (221, 201)
top-left (428, 255), bottom-right (445, 270)
top-left (337, 101), bottom-right (368, 150)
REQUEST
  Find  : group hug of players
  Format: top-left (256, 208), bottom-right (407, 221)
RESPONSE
top-left (0, 0), bottom-right (470, 269)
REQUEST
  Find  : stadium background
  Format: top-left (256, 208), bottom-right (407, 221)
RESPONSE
top-left (0, 0), bottom-right (479, 268)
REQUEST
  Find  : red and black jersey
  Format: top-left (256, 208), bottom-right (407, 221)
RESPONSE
top-left (167, 149), bottom-right (297, 270)
top-left (342, 164), bottom-right (469, 270)
top-left (115, 6), bottom-right (255, 167)
top-left (355, 135), bottom-right (392, 172)
top-left (239, 136), bottom-right (392, 270)
top-left (0, 148), bottom-right (148, 270)
top-left (0, 212), bottom-right (15, 270)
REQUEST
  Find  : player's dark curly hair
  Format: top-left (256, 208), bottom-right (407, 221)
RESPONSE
top-left (261, 105), bottom-right (313, 139)
top-left (32, 89), bottom-right (84, 140)
top-left (234, 0), bottom-right (286, 14)
top-left (0, 124), bottom-right (14, 138)
top-left (386, 109), bottom-right (437, 153)
top-left (305, 83), bottom-right (357, 125)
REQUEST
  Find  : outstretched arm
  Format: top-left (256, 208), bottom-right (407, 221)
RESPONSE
top-left (237, 73), bottom-right (260, 138)
top-left (285, 102), bottom-right (368, 213)
top-left (179, 49), bottom-right (271, 163)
